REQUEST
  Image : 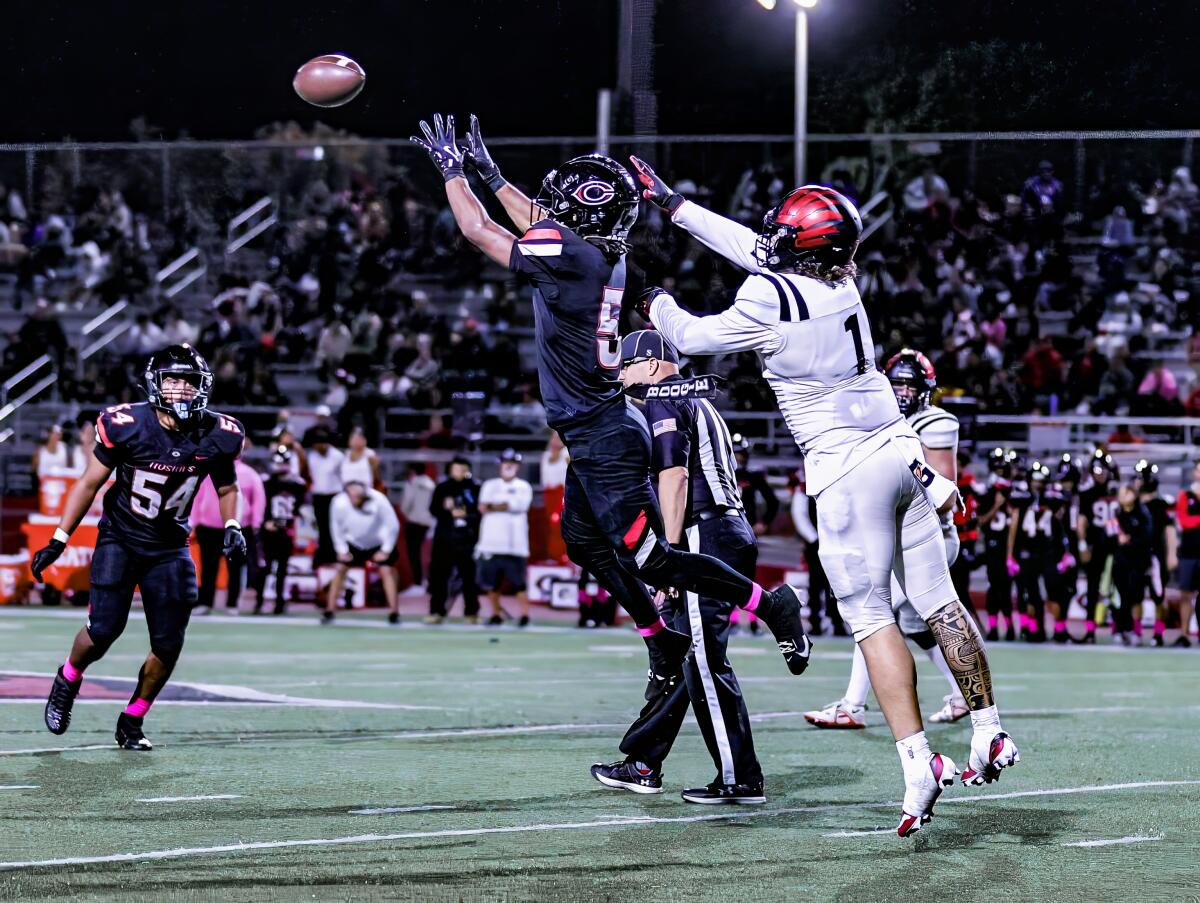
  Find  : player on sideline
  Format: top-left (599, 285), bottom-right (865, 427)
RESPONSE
top-left (804, 349), bottom-right (971, 730)
top-left (32, 345), bottom-right (246, 751)
top-left (409, 114), bottom-right (810, 680)
top-left (630, 157), bottom-right (1019, 836)
top-left (591, 332), bottom-right (766, 803)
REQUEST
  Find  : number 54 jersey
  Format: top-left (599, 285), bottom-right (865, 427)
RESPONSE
top-left (93, 402), bottom-right (244, 551)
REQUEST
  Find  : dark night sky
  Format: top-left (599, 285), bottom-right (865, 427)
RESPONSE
top-left (4, 1), bottom-right (1199, 143)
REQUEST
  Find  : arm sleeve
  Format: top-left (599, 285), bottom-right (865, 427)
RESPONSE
top-left (330, 496), bottom-right (350, 556)
top-left (650, 282), bottom-right (784, 357)
top-left (648, 400), bottom-right (691, 476)
top-left (672, 201), bottom-right (769, 274)
top-left (791, 490), bottom-right (818, 542)
top-left (377, 496), bottom-right (400, 552)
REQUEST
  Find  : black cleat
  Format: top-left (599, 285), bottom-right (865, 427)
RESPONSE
top-left (1004, 623), bottom-right (1016, 642)
top-left (1152, 633), bottom-right (1164, 648)
top-left (518, 615), bottom-right (530, 628)
top-left (115, 713), bottom-right (153, 751)
top-left (320, 610), bottom-right (334, 625)
top-left (755, 584), bottom-right (812, 675)
top-left (387, 611), bottom-right (401, 625)
top-left (681, 780), bottom-right (766, 805)
top-left (44, 667), bottom-right (81, 735)
top-left (1171, 635), bottom-right (1193, 648)
top-left (985, 627), bottom-right (999, 642)
top-left (1053, 629), bottom-right (1070, 644)
top-left (486, 614), bottom-right (504, 626)
top-left (590, 760), bottom-right (663, 794)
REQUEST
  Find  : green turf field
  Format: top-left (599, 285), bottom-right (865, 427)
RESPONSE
top-left (1, 609), bottom-right (1197, 902)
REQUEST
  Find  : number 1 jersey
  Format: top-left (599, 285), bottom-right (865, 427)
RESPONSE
top-left (93, 402), bottom-right (244, 551)
top-left (508, 219), bottom-right (625, 433)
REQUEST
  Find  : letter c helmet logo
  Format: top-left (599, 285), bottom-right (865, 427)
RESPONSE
top-left (573, 180), bottom-right (617, 206)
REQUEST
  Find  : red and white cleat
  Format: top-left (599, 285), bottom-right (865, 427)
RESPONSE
top-left (803, 699), bottom-right (866, 729)
top-left (927, 694), bottom-right (970, 724)
top-left (961, 731), bottom-right (1021, 786)
top-left (897, 752), bottom-right (958, 837)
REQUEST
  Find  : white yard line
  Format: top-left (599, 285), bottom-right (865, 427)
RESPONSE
top-left (0, 785), bottom-right (38, 790)
top-left (136, 795), bottom-right (242, 804)
top-left (1063, 834), bottom-right (1164, 848)
top-left (823, 828), bottom-right (894, 837)
top-left (0, 744), bottom-right (114, 756)
top-left (349, 805), bottom-right (456, 815)
top-left (0, 780), bottom-right (1194, 871)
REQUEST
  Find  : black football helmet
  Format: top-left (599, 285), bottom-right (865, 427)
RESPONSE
top-left (1028, 460), bottom-right (1051, 487)
top-left (1056, 453), bottom-right (1081, 486)
top-left (987, 447), bottom-right (1009, 476)
top-left (270, 445), bottom-right (293, 473)
top-left (1134, 458), bottom-right (1159, 492)
top-left (753, 185), bottom-right (862, 274)
top-left (1091, 449), bottom-right (1116, 482)
top-left (143, 344), bottom-right (213, 423)
top-left (534, 154), bottom-right (639, 243)
top-left (884, 348), bottom-right (937, 417)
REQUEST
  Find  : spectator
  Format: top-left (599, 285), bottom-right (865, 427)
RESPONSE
top-left (304, 428), bottom-right (346, 567)
top-left (1135, 361), bottom-right (1182, 416)
top-left (191, 438), bottom-right (265, 614)
top-left (198, 295), bottom-right (256, 363)
top-left (340, 426), bottom-right (382, 491)
top-left (71, 414), bottom-right (97, 475)
top-left (426, 456), bottom-right (482, 625)
top-left (1107, 423), bottom-right (1145, 445)
top-left (276, 423), bottom-right (308, 483)
top-left (1095, 348), bottom-right (1136, 415)
top-left (1021, 159), bottom-right (1065, 244)
top-left (257, 445), bottom-right (307, 615)
top-left (122, 311), bottom-right (166, 358)
top-left (1173, 459), bottom-right (1200, 648)
top-left (399, 462), bottom-right (436, 593)
top-left (1101, 205), bottom-right (1136, 248)
top-left (540, 431), bottom-right (570, 563)
top-left (322, 480), bottom-right (402, 624)
top-left (18, 298), bottom-right (67, 369)
top-left (316, 313), bottom-right (352, 375)
top-left (32, 424), bottom-right (75, 479)
top-left (477, 449), bottom-right (534, 627)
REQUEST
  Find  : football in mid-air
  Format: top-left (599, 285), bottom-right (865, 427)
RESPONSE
top-left (293, 54), bottom-right (366, 108)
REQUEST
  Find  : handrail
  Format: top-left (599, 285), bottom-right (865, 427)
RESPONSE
top-left (82, 300), bottom-right (128, 336)
top-left (154, 248), bottom-right (200, 283)
top-left (80, 322), bottom-right (132, 361)
top-left (1, 355), bottom-right (51, 393)
top-left (228, 197), bottom-right (273, 232)
top-left (0, 373), bottom-right (57, 424)
top-left (226, 197), bottom-right (276, 255)
top-left (858, 190), bottom-right (890, 219)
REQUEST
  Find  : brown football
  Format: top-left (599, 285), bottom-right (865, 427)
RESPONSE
top-left (293, 54), bottom-right (366, 108)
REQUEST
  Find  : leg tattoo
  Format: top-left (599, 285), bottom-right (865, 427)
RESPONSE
top-left (927, 602), bottom-right (994, 709)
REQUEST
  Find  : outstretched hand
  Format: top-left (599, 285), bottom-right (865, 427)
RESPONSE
top-left (461, 114), bottom-right (505, 191)
top-left (629, 156), bottom-right (685, 214)
top-left (638, 286), bottom-right (671, 325)
top-left (410, 113), bottom-right (466, 181)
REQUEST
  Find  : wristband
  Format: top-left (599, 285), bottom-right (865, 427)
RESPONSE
top-left (484, 171), bottom-right (506, 193)
top-left (53, 527), bottom-right (71, 544)
top-left (225, 519), bottom-right (242, 530)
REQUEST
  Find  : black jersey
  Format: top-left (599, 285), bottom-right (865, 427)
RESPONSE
top-left (642, 375), bottom-right (742, 524)
top-left (1114, 503), bottom-right (1154, 571)
top-left (1078, 480), bottom-right (1119, 545)
top-left (264, 474), bottom-right (308, 533)
top-left (508, 219), bottom-right (626, 432)
top-left (978, 478), bottom-right (1013, 545)
top-left (1009, 485), bottom-right (1068, 557)
top-left (93, 402), bottom-right (243, 551)
top-left (1142, 494), bottom-right (1173, 562)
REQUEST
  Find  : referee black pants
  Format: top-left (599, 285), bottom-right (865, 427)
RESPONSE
top-left (619, 513), bottom-right (762, 786)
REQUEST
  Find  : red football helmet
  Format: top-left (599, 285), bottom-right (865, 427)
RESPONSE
top-left (753, 185), bottom-right (863, 273)
top-left (885, 348), bottom-right (937, 417)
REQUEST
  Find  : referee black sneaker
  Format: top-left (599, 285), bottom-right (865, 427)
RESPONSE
top-left (681, 780), bottom-right (766, 805)
top-left (44, 667), bottom-right (81, 735)
top-left (755, 584), bottom-right (812, 675)
top-left (590, 760), bottom-right (664, 794)
top-left (115, 713), bottom-right (153, 751)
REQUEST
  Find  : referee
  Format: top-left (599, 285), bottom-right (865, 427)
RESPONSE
top-left (591, 332), bottom-right (764, 804)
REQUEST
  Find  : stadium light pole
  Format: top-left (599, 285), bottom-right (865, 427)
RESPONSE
top-left (757, 0), bottom-right (816, 185)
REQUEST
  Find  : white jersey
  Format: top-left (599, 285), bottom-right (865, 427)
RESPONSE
top-left (651, 201), bottom-right (908, 496)
top-left (908, 403), bottom-right (960, 539)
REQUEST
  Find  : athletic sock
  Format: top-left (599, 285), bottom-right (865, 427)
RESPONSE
top-left (924, 645), bottom-right (964, 705)
top-left (62, 659), bottom-right (83, 684)
top-left (1054, 620), bottom-right (1067, 633)
top-left (637, 617), bottom-right (667, 637)
top-left (123, 698), bottom-right (152, 718)
top-left (1132, 619), bottom-right (1143, 638)
top-left (844, 645), bottom-right (871, 709)
top-left (742, 583), bottom-right (764, 612)
top-left (896, 731), bottom-right (932, 777)
top-left (1154, 620), bottom-right (1166, 637)
top-left (987, 614), bottom-right (998, 631)
top-left (1085, 619), bottom-right (1096, 633)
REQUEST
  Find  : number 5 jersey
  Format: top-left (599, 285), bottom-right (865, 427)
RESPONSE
top-left (93, 402), bottom-right (244, 550)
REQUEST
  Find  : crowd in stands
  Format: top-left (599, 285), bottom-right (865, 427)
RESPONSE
top-left (4, 149), bottom-right (1200, 441)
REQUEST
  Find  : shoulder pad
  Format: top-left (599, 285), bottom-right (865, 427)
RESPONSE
top-left (96, 402), bottom-right (153, 450)
top-left (200, 410), bottom-right (245, 456)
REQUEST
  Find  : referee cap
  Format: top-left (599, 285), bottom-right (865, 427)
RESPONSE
top-left (620, 330), bottom-right (678, 366)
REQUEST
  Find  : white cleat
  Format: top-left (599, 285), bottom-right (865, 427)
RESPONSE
top-left (927, 694), bottom-right (971, 724)
top-left (897, 752), bottom-right (958, 837)
top-left (962, 731), bottom-right (1021, 786)
top-left (803, 699), bottom-right (866, 729)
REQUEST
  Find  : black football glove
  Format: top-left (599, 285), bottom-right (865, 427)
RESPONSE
top-left (409, 113), bottom-right (466, 182)
top-left (629, 156), bottom-right (685, 215)
top-left (223, 525), bottom-right (247, 562)
top-left (461, 114), bottom-right (506, 192)
top-left (31, 539), bottom-right (66, 583)
top-left (638, 286), bottom-right (671, 326)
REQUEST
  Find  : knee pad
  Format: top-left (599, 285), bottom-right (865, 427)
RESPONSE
top-left (149, 637), bottom-right (184, 669)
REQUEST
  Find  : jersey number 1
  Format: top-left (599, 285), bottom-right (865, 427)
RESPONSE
top-left (843, 314), bottom-right (869, 375)
top-left (596, 286), bottom-right (623, 370)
